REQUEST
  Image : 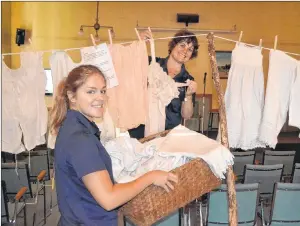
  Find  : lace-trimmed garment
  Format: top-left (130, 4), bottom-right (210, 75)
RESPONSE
top-left (223, 43), bottom-right (265, 149)
top-left (259, 50), bottom-right (298, 147)
top-left (144, 40), bottom-right (179, 136)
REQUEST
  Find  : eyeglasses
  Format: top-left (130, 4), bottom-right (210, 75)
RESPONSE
top-left (178, 42), bottom-right (194, 53)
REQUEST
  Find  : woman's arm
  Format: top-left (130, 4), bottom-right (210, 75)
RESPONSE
top-left (181, 95), bottom-right (194, 119)
top-left (181, 80), bottom-right (197, 119)
top-left (83, 170), bottom-right (177, 211)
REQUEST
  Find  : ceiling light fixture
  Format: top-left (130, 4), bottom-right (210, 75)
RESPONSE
top-left (78, 1), bottom-right (114, 42)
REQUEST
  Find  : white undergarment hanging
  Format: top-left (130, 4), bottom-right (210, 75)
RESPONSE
top-left (222, 43), bottom-right (265, 150)
top-left (289, 61), bottom-right (300, 138)
top-left (2, 52), bottom-right (48, 153)
top-left (259, 50), bottom-right (298, 147)
top-left (49, 51), bottom-right (80, 99)
top-left (144, 39), bottom-right (179, 136)
top-left (2, 57), bottom-right (25, 154)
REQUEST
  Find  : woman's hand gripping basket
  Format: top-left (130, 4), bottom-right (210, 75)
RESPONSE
top-left (118, 130), bottom-right (222, 226)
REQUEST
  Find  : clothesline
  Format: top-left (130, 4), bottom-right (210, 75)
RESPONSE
top-left (2, 33), bottom-right (300, 57)
top-left (1, 34), bottom-right (207, 56)
top-left (214, 35), bottom-right (300, 57)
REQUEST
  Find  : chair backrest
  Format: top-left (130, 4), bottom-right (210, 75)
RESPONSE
top-left (207, 183), bottom-right (259, 226)
top-left (1, 180), bottom-right (9, 223)
top-left (1, 162), bottom-right (33, 199)
top-left (292, 163), bottom-right (300, 183)
top-left (244, 164), bottom-right (283, 196)
top-left (125, 210), bottom-right (180, 226)
top-left (263, 150), bottom-right (295, 175)
top-left (22, 149), bottom-right (51, 181)
top-left (269, 183), bottom-right (300, 226)
top-left (232, 151), bottom-right (256, 179)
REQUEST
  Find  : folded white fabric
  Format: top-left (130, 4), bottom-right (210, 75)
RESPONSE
top-left (155, 125), bottom-right (234, 179)
top-left (104, 125), bottom-right (234, 183)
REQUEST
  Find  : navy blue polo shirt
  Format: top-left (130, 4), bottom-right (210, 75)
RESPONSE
top-left (128, 56), bottom-right (196, 139)
top-left (54, 110), bottom-right (117, 226)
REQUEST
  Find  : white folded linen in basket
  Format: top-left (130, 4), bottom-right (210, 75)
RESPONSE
top-left (104, 125), bottom-right (234, 183)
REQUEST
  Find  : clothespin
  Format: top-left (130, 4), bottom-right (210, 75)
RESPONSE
top-left (108, 29), bottom-right (113, 45)
top-left (274, 35), bottom-right (278, 50)
top-left (134, 28), bottom-right (141, 41)
top-left (90, 34), bottom-right (97, 47)
top-left (148, 27), bottom-right (153, 39)
top-left (259, 39), bottom-right (262, 48)
top-left (238, 31), bottom-right (243, 44)
top-left (116, 128), bottom-right (120, 137)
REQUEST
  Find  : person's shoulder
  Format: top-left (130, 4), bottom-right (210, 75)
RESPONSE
top-left (68, 130), bottom-right (94, 146)
top-left (58, 125), bottom-right (93, 148)
top-left (148, 56), bottom-right (165, 64)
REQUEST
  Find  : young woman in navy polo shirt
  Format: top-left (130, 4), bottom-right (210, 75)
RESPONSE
top-left (49, 65), bottom-right (178, 226)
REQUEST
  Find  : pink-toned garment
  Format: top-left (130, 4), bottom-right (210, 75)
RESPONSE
top-left (144, 40), bottom-right (179, 136)
top-left (2, 52), bottom-right (48, 153)
top-left (107, 41), bottom-right (149, 131)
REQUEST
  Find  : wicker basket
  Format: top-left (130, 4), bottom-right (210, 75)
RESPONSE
top-left (118, 130), bottom-right (222, 226)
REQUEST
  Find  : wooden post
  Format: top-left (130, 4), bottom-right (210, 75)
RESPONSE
top-left (206, 32), bottom-right (238, 226)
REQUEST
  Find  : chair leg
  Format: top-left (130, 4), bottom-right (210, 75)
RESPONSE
top-left (24, 204), bottom-right (27, 226)
top-left (11, 200), bottom-right (19, 224)
top-left (43, 182), bottom-right (47, 224)
top-left (260, 199), bottom-right (267, 226)
top-left (50, 188), bottom-right (53, 213)
top-left (179, 207), bottom-right (182, 226)
top-left (183, 206), bottom-right (188, 226)
top-left (199, 202), bottom-right (203, 226)
top-left (33, 212), bottom-right (36, 226)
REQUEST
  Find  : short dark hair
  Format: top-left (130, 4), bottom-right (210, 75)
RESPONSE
top-left (168, 30), bottom-right (199, 59)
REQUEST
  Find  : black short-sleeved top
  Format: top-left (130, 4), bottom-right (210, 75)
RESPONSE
top-left (54, 110), bottom-right (117, 226)
top-left (129, 56), bottom-right (196, 139)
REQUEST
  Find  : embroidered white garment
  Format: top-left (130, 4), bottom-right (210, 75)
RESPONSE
top-left (2, 57), bottom-right (26, 154)
top-left (2, 52), bottom-right (48, 153)
top-left (104, 125), bottom-right (234, 183)
top-left (259, 50), bottom-right (298, 148)
top-left (221, 43), bottom-right (265, 149)
top-left (145, 40), bottom-right (180, 136)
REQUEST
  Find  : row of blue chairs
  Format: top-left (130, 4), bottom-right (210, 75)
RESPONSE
top-left (233, 150), bottom-right (299, 182)
top-left (207, 182), bottom-right (300, 226)
top-left (126, 182), bottom-right (300, 226)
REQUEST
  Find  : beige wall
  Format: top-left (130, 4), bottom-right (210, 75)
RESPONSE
top-left (2, 2), bottom-right (300, 109)
top-left (2, 2), bottom-right (12, 67)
